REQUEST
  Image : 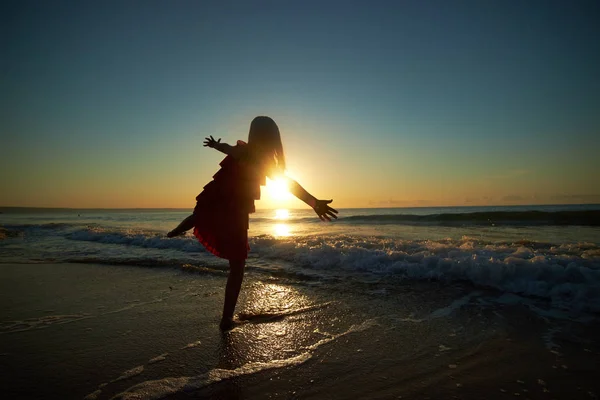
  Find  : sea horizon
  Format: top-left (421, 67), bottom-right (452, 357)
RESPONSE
top-left (1, 203), bottom-right (600, 212)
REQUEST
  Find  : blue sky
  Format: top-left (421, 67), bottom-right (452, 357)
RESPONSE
top-left (2, 0), bottom-right (599, 208)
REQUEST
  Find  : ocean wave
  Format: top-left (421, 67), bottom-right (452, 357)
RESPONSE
top-left (65, 226), bottom-right (204, 253)
top-left (339, 210), bottom-right (600, 226)
top-left (4, 221), bottom-right (599, 312)
top-left (0, 226), bottom-right (21, 240)
top-left (1, 222), bottom-right (92, 232)
top-left (110, 320), bottom-right (375, 400)
top-left (5, 210), bottom-right (599, 234)
top-left (57, 226), bottom-right (600, 313)
top-left (253, 235), bottom-right (600, 312)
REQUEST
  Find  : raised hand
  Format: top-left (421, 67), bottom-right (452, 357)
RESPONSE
top-left (313, 199), bottom-right (338, 222)
top-left (203, 136), bottom-right (221, 148)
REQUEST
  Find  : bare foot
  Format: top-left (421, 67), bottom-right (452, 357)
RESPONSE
top-left (219, 317), bottom-right (247, 331)
top-left (220, 318), bottom-right (234, 331)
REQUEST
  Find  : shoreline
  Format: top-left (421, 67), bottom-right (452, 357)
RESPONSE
top-left (1, 262), bottom-right (599, 399)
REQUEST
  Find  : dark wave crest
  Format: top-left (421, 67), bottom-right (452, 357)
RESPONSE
top-left (341, 210), bottom-right (600, 226)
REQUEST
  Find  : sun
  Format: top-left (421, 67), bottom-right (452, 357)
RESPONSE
top-left (266, 177), bottom-right (291, 201)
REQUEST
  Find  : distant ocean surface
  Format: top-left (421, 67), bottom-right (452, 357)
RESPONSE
top-left (1, 204), bottom-right (600, 313)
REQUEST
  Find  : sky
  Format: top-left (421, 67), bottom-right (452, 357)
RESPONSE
top-left (1, 0), bottom-right (599, 209)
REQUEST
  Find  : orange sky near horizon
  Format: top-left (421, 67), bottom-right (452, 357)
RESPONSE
top-left (2, 115), bottom-right (599, 209)
top-left (2, 125), bottom-right (598, 210)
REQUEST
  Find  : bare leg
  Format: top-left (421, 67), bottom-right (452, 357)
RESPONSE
top-left (220, 259), bottom-right (245, 330)
top-left (167, 214), bottom-right (195, 237)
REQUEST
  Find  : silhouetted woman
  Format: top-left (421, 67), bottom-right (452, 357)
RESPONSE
top-left (167, 116), bottom-right (337, 330)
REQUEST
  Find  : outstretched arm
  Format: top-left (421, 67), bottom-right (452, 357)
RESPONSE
top-left (286, 178), bottom-right (338, 221)
top-left (203, 136), bottom-right (244, 158)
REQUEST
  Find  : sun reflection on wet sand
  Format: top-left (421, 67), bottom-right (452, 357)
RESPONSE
top-left (221, 283), bottom-right (325, 363)
top-left (245, 283), bottom-right (307, 314)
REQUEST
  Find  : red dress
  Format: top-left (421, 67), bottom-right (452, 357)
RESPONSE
top-left (193, 141), bottom-right (265, 260)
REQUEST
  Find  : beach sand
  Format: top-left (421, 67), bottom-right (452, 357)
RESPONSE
top-left (1, 262), bottom-right (599, 399)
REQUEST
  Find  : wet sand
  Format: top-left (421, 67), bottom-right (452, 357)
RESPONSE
top-left (1, 263), bottom-right (599, 399)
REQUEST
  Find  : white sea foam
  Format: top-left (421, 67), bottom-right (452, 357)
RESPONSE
top-left (181, 340), bottom-right (201, 350)
top-left (112, 353), bottom-right (312, 400)
top-left (67, 227), bottom-right (203, 253)
top-left (254, 235), bottom-right (600, 313)
top-left (113, 319), bottom-right (376, 400)
top-left (19, 225), bottom-right (600, 313)
top-left (148, 353), bottom-right (168, 364)
top-left (0, 314), bottom-right (92, 334)
top-left (427, 292), bottom-right (482, 319)
top-left (542, 326), bottom-right (562, 353)
top-left (113, 365), bottom-right (144, 382)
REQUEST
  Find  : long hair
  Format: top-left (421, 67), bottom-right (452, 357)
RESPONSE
top-left (247, 116), bottom-right (286, 175)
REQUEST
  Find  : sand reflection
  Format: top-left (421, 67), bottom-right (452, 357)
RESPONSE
top-left (219, 283), bottom-right (322, 366)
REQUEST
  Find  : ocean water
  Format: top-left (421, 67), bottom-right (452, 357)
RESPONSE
top-left (1, 204), bottom-right (600, 314)
top-left (2, 205), bottom-right (600, 399)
